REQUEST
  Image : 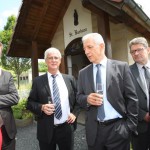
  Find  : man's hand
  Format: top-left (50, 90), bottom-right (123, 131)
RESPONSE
top-left (41, 103), bottom-right (55, 115)
top-left (144, 112), bottom-right (150, 122)
top-left (87, 93), bottom-right (103, 106)
top-left (67, 113), bottom-right (76, 124)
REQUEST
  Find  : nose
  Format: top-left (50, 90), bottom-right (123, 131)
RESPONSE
top-left (84, 48), bottom-right (89, 55)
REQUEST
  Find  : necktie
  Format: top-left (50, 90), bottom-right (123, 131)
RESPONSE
top-left (96, 64), bottom-right (105, 121)
top-left (143, 66), bottom-right (150, 114)
top-left (143, 66), bottom-right (150, 89)
top-left (52, 75), bottom-right (62, 120)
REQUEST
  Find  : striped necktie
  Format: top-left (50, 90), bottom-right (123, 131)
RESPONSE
top-left (52, 75), bottom-right (62, 120)
top-left (96, 64), bottom-right (105, 121)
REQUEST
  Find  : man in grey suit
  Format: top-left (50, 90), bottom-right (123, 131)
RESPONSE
top-left (129, 37), bottom-right (150, 150)
top-left (27, 47), bottom-right (80, 150)
top-left (0, 42), bottom-right (19, 150)
top-left (77, 33), bottom-right (138, 150)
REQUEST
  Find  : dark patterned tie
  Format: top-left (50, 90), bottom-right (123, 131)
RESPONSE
top-left (96, 64), bottom-right (105, 121)
top-left (143, 66), bottom-right (150, 89)
top-left (143, 66), bottom-right (150, 114)
top-left (52, 75), bottom-right (62, 120)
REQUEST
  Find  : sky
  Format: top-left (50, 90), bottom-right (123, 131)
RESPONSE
top-left (0, 0), bottom-right (22, 30)
top-left (0, 0), bottom-right (150, 31)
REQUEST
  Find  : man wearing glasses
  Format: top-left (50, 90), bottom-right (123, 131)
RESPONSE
top-left (27, 47), bottom-right (80, 150)
top-left (129, 37), bottom-right (150, 150)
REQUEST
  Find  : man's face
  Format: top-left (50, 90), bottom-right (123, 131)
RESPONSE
top-left (83, 38), bottom-right (105, 64)
top-left (130, 44), bottom-right (150, 65)
top-left (45, 52), bottom-right (61, 72)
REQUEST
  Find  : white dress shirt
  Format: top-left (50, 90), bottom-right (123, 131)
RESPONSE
top-left (47, 72), bottom-right (70, 125)
top-left (93, 58), bottom-right (122, 121)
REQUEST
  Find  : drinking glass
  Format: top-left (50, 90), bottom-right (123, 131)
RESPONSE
top-left (96, 83), bottom-right (103, 94)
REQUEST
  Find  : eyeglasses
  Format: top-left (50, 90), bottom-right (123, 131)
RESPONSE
top-left (130, 48), bottom-right (144, 55)
top-left (46, 57), bottom-right (59, 60)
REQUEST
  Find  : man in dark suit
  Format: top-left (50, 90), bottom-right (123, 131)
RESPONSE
top-left (27, 47), bottom-right (80, 150)
top-left (0, 42), bottom-right (19, 150)
top-left (77, 33), bottom-right (138, 150)
top-left (129, 37), bottom-right (150, 150)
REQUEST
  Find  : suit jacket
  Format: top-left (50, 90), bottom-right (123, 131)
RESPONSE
top-left (77, 59), bottom-right (138, 146)
top-left (27, 73), bottom-right (80, 143)
top-left (130, 63), bottom-right (149, 133)
top-left (0, 70), bottom-right (19, 139)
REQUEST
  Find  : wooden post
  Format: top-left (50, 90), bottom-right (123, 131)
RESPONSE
top-left (60, 55), bottom-right (66, 73)
top-left (31, 41), bottom-right (39, 81)
top-left (97, 11), bottom-right (112, 58)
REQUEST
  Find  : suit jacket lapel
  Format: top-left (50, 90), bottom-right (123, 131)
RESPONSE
top-left (87, 64), bottom-right (95, 92)
top-left (106, 59), bottom-right (114, 91)
top-left (131, 63), bottom-right (147, 95)
top-left (41, 73), bottom-right (51, 96)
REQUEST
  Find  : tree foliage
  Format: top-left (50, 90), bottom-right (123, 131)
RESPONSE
top-left (0, 15), bottom-right (31, 89)
top-left (38, 61), bottom-right (47, 72)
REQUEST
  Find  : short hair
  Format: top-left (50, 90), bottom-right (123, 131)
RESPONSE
top-left (82, 33), bottom-right (105, 45)
top-left (0, 42), bottom-right (3, 49)
top-left (44, 47), bottom-right (62, 60)
top-left (129, 37), bottom-right (149, 50)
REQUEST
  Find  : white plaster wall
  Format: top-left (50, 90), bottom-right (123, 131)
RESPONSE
top-left (110, 22), bottom-right (149, 65)
top-left (110, 22), bottom-right (150, 65)
top-left (110, 23), bottom-right (129, 62)
top-left (51, 20), bottom-right (65, 54)
top-left (51, 1), bottom-right (150, 67)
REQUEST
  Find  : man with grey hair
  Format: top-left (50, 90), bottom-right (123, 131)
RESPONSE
top-left (129, 37), bottom-right (150, 150)
top-left (77, 33), bottom-right (138, 150)
top-left (0, 41), bottom-right (19, 150)
top-left (27, 47), bottom-right (80, 150)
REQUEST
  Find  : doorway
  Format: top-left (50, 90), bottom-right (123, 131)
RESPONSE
top-left (65, 37), bottom-right (90, 79)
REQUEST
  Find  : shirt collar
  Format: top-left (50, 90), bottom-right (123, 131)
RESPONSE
top-left (93, 57), bottom-right (107, 68)
top-left (136, 61), bottom-right (150, 70)
top-left (47, 71), bottom-right (61, 78)
top-left (145, 61), bottom-right (150, 69)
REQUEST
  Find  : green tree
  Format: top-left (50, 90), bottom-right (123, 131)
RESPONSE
top-left (0, 15), bottom-right (31, 89)
top-left (38, 61), bottom-right (47, 72)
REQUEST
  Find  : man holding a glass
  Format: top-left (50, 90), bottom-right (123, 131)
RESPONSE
top-left (77, 33), bottom-right (138, 150)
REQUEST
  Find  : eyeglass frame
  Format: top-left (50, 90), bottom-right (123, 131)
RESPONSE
top-left (130, 48), bottom-right (145, 55)
top-left (46, 56), bottom-right (60, 60)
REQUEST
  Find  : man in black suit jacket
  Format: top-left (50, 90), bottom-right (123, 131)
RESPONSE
top-left (27, 47), bottom-right (80, 150)
top-left (77, 33), bottom-right (138, 150)
top-left (129, 37), bottom-right (150, 150)
top-left (0, 42), bottom-right (19, 150)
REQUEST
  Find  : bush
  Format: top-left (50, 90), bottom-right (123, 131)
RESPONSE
top-left (12, 99), bottom-right (33, 119)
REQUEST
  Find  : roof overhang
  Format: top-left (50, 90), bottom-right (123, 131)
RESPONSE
top-left (7, 0), bottom-right (71, 58)
top-left (7, 0), bottom-right (150, 58)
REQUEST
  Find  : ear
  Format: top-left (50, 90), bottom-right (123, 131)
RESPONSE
top-left (99, 43), bottom-right (105, 50)
top-left (147, 47), bottom-right (150, 54)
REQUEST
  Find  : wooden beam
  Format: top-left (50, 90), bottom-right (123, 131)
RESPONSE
top-left (31, 41), bottom-right (39, 80)
top-left (97, 12), bottom-right (112, 58)
top-left (47, 0), bottom-right (71, 43)
top-left (32, 0), bottom-right (50, 40)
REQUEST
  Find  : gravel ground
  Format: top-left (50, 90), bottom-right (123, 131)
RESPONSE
top-left (16, 121), bottom-right (88, 150)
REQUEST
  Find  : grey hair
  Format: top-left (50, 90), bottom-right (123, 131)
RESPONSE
top-left (0, 42), bottom-right (3, 49)
top-left (129, 37), bottom-right (149, 49)
top-left (44, 47), bottom-right (62, 60)
top-left (82, 33), bottom-right (105, 45)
